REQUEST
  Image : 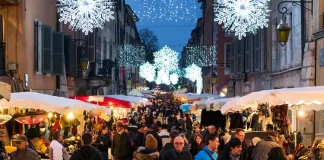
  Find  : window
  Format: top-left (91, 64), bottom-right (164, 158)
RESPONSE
top-left (109, 43), bottom-right (113, 60)
top-left (42, 25), bottom-right (52, 74)
top-left (236, 39), bottom-right (243, 74)
top-left (103, 38), bottom-right (107, 59)
top-left (35, 19), bottom-right (43, 74)
top-left (253, 30), bottom-right (261, 71)
top-left (224, 43), bottom-right (231, 75)
top-left (230, 42), bottom-right (235, 74)
top-left (245, 35), bottom-right (251, 73)
top-left (52, 31), bottom-right (64, 75)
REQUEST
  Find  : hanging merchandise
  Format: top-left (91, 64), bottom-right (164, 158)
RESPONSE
top-left (271, 104), bottom-right (289, 135)
top-left (214, 0), bottom-right (270, 40)
top-left (57, 0), bottom-right (115, 35)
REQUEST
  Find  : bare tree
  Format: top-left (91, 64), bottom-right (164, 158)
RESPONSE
top-left (139, 28), bottom-right (159, 63)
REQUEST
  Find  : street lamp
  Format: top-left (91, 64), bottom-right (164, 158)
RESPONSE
top-left (136, 80), bottom-right (140, 88)
top-left (276, 0), bottom-right (313, 46)
top-left (211, 72), bottom-right (217, 84)
top-left (81, 57), bottom-right (89, 78)
top-left (277, 16), bottom-right (291, 46)
top-left (127, 76), bottom-right (132, 87)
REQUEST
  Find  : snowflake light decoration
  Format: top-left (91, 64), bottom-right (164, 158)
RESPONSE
top-left (153, 46), bottom-right (179, 72)
top-left (185, 46), bottom-right (216, 67)
top-left (185, 64), bottom-right (203, 94)
top-left (57, 0), bottom-right (115, 35)
top-left (139, 62), bottom-right (156, 82)
top-left (214, 0), bottom-right (270, 40)
top-left (170, 73), bottom-right (179, 85)
top-left (155, 68), bottom-right (170, 85)
top-left (118, 45), bottom-right (146, 67)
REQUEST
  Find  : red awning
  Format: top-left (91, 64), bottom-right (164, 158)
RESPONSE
top-left (69, 96), bottom-right (131, 108)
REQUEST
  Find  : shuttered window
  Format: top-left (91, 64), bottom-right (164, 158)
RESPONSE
top-left (245, 35), bottom-right (251, 73)
top-left (230, 42), bottom-right (235, 73)
top-left (52, 31), bottom-right (64, 75)
top-left (254, 30), bottom-right (261, 71)
top-left (35, 19), bottom-right (43, 74)
top-left (42, 25), bottom-right (52, 73)
top-left (64, 35), bottom-right (77, 77)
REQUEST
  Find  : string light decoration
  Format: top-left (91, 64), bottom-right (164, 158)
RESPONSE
top-left (214, 0), bottom-right (270, 40)
top-left (155, 68), bottom-right (170, 85)
top-left (153, 46), bottom-right (179, 72)
top-left (184, 46), bottom-right (216, 67)
top-left (57, 0), bottom-right (115, 35)
top-left (139, 62), bottom-right (156, 82)
top-left (170, 73), bottom-right (179, 85)
top-left (118, 45), bottom-right (146, 67)
top-left (131, 0), bottom-right (198, 22)
top-left (185, 64), bottom-right (203, 94)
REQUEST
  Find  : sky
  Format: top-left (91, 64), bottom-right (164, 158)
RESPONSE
top-left (126, 0), bottom-right (202, 54)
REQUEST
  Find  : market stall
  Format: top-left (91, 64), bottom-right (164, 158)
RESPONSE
top-left (175, 93), bottom-right (221, 103)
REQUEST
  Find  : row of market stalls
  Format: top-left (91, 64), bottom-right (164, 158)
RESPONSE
top-left (177, 86), bottom-right (324, 147)
top-left (0, 87), bottom-right (150, 155)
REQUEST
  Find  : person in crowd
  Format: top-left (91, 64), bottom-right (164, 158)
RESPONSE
top-left (246, 137), bottom-right (261, 160)
top-left (171, 120), bottom-right (185, 134)
top-left (163, 136), bottom-right (193, 160)
top-left (25, 128), bottom-right (49, 158)
top-left (133, 134), bottom-right (160, 160)
top-left (0, 131), bottom-right (7, 160)
top-left (160, 131), bottom-right (180, 160)
top-left (70, 133), bottom-right (102, 160)
top-left (128, 119), bottom-right (138, 138)
top-left (143, 125), bottom-right (163, 151)
top-left (134, 124), bottom-right (146, 149)
top-left (218, 138), bottom-right (242, 160)
top-left (233, 128), bottom-right (247, 160)
top-left (179, 133), bottom-right (190, 151)
top-left (49, 131), bottom-right (70, 160)
top-left (111, 122), bottom-right (133, 160)
top-left (93, 125), bottom-right (111, 160)
top-left (195, 134), bottom-right (219, 160)
top-left (190, 134), bottom-right (204, 157)
top-left (11, 135), bottom-right (40, 160)
top-left (266, 124), bottom-right (274, 132)
top-left (159, 124), bottom-right (170, 147)
top-left (252, 131), bottom-right (281, 160)
top-left (202, 125), bottom-right (216, 142)
top-left (185, 114), bottom-right (193, 138)
top-left (267, 147), bottom-right (287, 160)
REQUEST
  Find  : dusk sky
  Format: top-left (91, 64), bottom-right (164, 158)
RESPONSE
top-left (126, 0), bottom-right (202, 54)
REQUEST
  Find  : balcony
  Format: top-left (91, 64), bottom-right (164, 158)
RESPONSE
top-left (0, 0), bottom-right (16, 5)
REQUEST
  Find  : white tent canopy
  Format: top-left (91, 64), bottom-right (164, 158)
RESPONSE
top-left (104, 95), bottom-right (149, 105)
top-left (2, 92), bottom-right (101, 115)
top-left (175, 93), bottom-right (222, 101)
top-left (128, 89), bottom-right (144, 97)
top-left (193, 97), bottom-right (235, 112)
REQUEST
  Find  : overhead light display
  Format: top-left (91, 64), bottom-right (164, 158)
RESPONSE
top-left (139, 62), bottom-right (156, 82)
top-left (170, 73), bottom-right (179, 85)
top-left (57, 0), bottom-right (115, 35)
top-left (184, 46), bottom-right (216, 67)
top-left (130, 0), bottom-right (198, 22)
top-left (118, 45), bottom-right (146, 67)
top-left (214, 0), bottom-right (270, 40)
top-left (185, 64), bottom-right (203, 94)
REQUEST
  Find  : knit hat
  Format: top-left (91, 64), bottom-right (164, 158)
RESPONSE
top-left (251, 137), bottom-right (261, 146)
top-left (145, 134), bottom-right (158, 150)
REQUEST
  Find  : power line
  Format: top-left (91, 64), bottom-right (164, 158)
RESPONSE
top-left (137, 25), bottom-right (196, 28)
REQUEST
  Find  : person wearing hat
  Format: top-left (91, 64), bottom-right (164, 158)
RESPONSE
top-left (70, 133), bottom-right (102, 160)
top-left (134, 124), bottom-right (146, 150)
top-left (10, 135), bottom-right (40, 160)
top-left (133, 134), bottom-right (159, 160)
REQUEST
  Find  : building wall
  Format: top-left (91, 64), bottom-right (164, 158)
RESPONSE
top-left (1, 0), bottom-right (57, 93)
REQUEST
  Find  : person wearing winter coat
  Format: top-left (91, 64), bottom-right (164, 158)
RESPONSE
top-left (159, 131), bottom-right (179, 160)
top-left (93, 125), bottom-right (111, 160)
top-left (70, 133), bottom-right (102, 160)
top-left (133, 134), bottom-right (159, 160)
top-left (252, 132), bottom-right (281, 160)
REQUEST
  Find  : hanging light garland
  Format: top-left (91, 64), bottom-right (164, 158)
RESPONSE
top-left (131, 0), bottom-right (198, 22)
top-left (184, 46), bottom-right (216, 67)
top-left (57, 0), bottom-right (115, 35)
top-left (214, 0), bottom-right (270, 40)
top-left (118, 45), bottom-right (146, 67)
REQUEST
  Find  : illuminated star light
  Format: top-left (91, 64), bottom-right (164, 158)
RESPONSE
top-left (57, 0), bottom-right (115, 35)
top-left (185, 64), bottom-right (203, 94)
top-left (214, 0), bottom-right (270, 40)
top-left (139, 62), bottom-right (156, 82)
top-left (153, 46), bottom-right (179, 72)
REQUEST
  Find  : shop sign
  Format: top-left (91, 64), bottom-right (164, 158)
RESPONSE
top-left (320, 48), bottom-right (324, 67)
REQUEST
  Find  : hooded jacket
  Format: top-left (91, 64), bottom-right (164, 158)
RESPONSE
top-left (70, 145), bottom-right (102, 160)
top-left (252, 136), bottom-right (281, 160)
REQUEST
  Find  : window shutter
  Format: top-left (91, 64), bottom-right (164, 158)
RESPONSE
top-left (42, 25), bottom-right (52, 74)
top-left (64, 35), bottom-right (73, 76)
top-left (245, 35), bottom-right (250, 73)
top-left (70, 41), bottom-right (77, 77)
top-left (230, 42), bottom-right (235, 73)
top-left (52, 31), bottom-right (64, 75)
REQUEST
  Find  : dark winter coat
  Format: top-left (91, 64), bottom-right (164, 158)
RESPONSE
top-left (111, 132), bottom-right (132, 159)
top-left (252, 136), bottom-right (281, 160)
top-left (70, 145), bottom-right (102, 160)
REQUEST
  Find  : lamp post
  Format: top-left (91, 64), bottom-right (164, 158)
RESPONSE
top-left (276, 0), bottom-right (313, 46)
top-left (80, 57), bottom-right (89, 78)
top-left (127, 76), bottom-right (132, 91)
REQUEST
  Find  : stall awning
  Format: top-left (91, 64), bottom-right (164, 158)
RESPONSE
top-left (70, 96), bottom-right (131, 108)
